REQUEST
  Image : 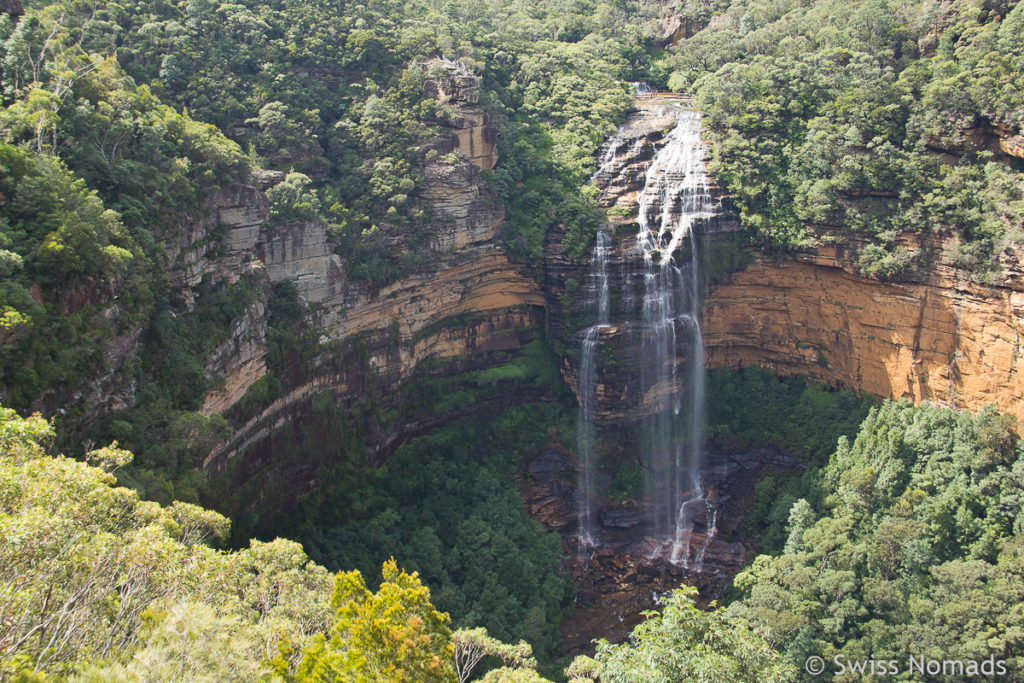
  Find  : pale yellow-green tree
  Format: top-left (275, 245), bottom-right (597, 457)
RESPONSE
top-left (282, 559), bottom-right (456, 682)
top-left (0, 406), bottom-right (331, 679)
top-left (71, 601), bottom-right (260, 683)
top-left (453, 626), bottom-right (541, 682)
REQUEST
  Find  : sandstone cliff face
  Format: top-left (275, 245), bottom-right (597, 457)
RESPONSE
top-left (43, 182), bottom-right (273, 425)
top-left (704, 240), bottom-right (1024, 421)
top-left (164, 183), bottom-right (270, 295)
top-left (641, 0), bottom-right (712, 47)
top-left (200, 297), bottom-right (269, 417)
top-left (423, 62), bottom-right (499, 172)
top-left (1003, 136), bottom-right (1024, 159)
top-left (199, 66), bottom-right (546, 503)
top-left (260, 220), bottom-right (337, 304)
top-left (35, 62), bottom-right (542, 509)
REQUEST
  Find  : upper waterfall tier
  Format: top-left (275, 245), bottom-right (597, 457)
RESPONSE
top-left (635, 109), bottom-right (714, 266)
top-left (563, 100), bottom-right (738, 428)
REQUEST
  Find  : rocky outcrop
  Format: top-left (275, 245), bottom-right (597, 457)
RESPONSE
top-left (189, 194), bottom-right (337, 418)
top-left (704, 239), bottom-right (1024, 421)
top-left (998, 124), bottom-right (1024, 160)
top-left (320, 254), bottom-right (542, 347)
top-left (206, 240), bottom-right (546, 485)
top-left (423, 60), bottom-right (499, 172)
top-left (641, 0), bottom-right (712, 47)
top-left (925, 118), bottom-right (1024, 162)
top-left (200, 65), bottom-right (546, 505)
top-left (26, 181), bottom-right (273, 423)
top-left (524, 444), bottom-right (794, 655)
top-left (420, 160), bottom-right (503, 250)
top-left (158, 182), bottom-right (270, 305)
top-left (656, 13), bottom-right (703, 46)
top-left (260, 220), bottom-right (338, 304)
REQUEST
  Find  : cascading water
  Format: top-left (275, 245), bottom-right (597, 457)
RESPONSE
top-left (631, 81), bottom-right (658, 98)
top-left (591, 134), bottom-right (646, 186)
top-left (634, 106), bottom-right (715, 568)
top-left (577, 231), bottom-right (611, 552)
top-left (577, 103), bottom-right (719, 569)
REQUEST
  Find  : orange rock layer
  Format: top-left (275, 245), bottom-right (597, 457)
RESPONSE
top-left (704, 246), bottom-right (1024, 422)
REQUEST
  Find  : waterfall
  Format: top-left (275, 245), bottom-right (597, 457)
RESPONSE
top-left (577, 104), bottom-right (719, 568)
top-left (631, 81), bottom-right (657, 98)
top-left (591, 133), bottom-right (645, 186)
top-left (577, 231), bottom-right (611, 551)
top-left (634, 107), bottom-right (715, 567)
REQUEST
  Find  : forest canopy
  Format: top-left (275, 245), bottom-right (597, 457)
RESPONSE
top-left (0, 0), bottom-right (1022, 680)
top-left (666, 0), bottom-right (1024, 277)
top-left (0, 404), bottom-right (797, 682)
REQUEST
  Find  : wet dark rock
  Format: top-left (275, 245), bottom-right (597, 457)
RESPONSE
top-left (599, 502), bottom-right (645, 528)
top-left (528, 447), bottom-right (577, 474)
top-left (0, 0), bottom-right (23, 16)
top-left (522, 441), bottom-right (801, 657)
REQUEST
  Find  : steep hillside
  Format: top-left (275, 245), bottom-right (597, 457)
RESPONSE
top-left (0, 0), bottom-right (1023, 677)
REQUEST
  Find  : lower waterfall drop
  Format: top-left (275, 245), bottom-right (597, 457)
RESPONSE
top-left (576, 231), bottom-right (611, 553)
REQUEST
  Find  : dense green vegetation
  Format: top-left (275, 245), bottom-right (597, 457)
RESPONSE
top-left (208, 344), bottom-right (578, 674)
top-left (2, 403), bottom-right (792, 682)
top-left (708, 365), bottom-right (876, 462)
top-left (0, 6), bottom-right (267, 493)
top-left (703, 371), bottom-right (1024, 679)
top-left (729, 400), bottom-right (1024, 680)
top-left (0, 404), bottom-right (328, 679)
top-left (660, 0), bottom-right (1024, 278)
top-left (707, 366), bottom-right (877, 553)
top-left (0, 64), bottom-right (247, 410)
top-left (566, 587), bottom-right (796, 682)
top-left (261, 403), bottom-right (575, 673)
